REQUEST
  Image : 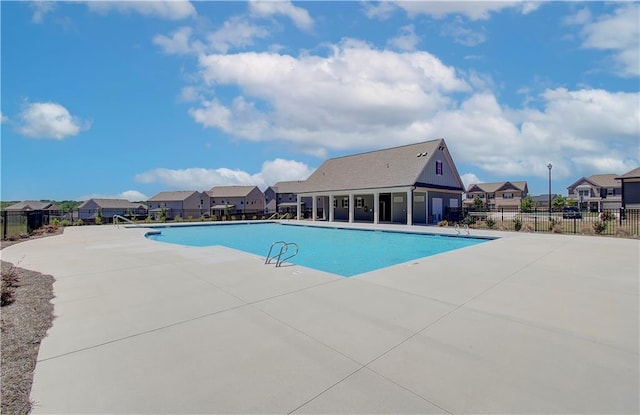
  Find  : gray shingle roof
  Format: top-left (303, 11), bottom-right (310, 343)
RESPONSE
top-left (300, 139), bottom-right (449, 193)
top-left (4, 201), bottom-right (59, 211)
top-left (587, 174), bottom-right (620, 188)
top-left (148, 191), bottom-right (199, 202)
top-left (466, 181), bottom-right (528, 193)
top-left (208, 186), bottom-right (258, 198)
top-left (272, 181), bottom-right (308, 194)
top-left (616, 167), bottom-right (640, 180)
top-left (77, 199), bottom-right (146, 209)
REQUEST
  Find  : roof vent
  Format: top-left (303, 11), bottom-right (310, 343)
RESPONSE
top-left (416, 153), bottom-right (422, 157)
top-left (422, 152), bottom-right (428, 157)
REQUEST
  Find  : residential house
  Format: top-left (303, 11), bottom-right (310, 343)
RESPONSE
top-left (295, 138), bottom-right (465, 225)
top-left (530, 194), bottom-right (561, 209)
top-left (266, 181), bottom-right (312, 217)
top-left (464, 181), bottom-right (529, 210)
top-left (615, 167), bottom-right (640, 209)
top-left (5, 200), bottom-right (61, 215)
top-left (208, 186), bottom-right (265, 217)
top-left (76, 199), bottom-right (147, 221)
top-left (147, 191), bottom-right (210, 220)
top-left (567, 174), bottom-right (622, 211)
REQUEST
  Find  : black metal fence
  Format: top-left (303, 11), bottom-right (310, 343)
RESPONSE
top-left (445, 207), bottom-right (640, 237)
top-left (1, 210), bottom-right (51, 240)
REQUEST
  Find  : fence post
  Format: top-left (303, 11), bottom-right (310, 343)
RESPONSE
top-left (534, 215), bottom-right (538, 232)
top-left (573, 217), bottom-right (577, 234)
top-left (501, 208), bottom-right (504, 222)
top-left (619, 208), bottom-right (623, 226)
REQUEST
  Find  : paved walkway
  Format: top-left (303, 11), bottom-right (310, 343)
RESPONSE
top-left (2, 223), bottom-right (638, 414)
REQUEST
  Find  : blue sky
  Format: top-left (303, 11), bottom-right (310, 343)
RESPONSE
top-left (1, 1), bottom-right (639, 202)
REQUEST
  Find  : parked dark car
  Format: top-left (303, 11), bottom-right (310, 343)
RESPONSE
top-left (562, 207), bottom-right (582, 219)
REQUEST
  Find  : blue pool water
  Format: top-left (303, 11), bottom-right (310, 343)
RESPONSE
top-left (147, 223), bottom-right (491, 277)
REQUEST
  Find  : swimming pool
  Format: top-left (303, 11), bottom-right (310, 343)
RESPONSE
top-left (147, 223), bottom-right (491, 277)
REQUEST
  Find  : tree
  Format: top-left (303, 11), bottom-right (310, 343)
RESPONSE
top-left (472, 196), bottom-right (485, 211)
top-left (520, 195), bottom-right (533, 212)
top-left (552, 195), bottom-right (568, 211)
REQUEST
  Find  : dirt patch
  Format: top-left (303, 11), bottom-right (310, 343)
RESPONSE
top-left (1, 232), bottom-right (57, 415)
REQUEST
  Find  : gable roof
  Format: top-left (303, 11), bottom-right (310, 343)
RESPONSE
top-left (568, 174), bottom-right (620, 189)
top-left (148, 191), bottom-right (200, 202)
top-left (272, 181), bottom-right (308, 194)
top-left (616, 167), bottom-right (640, 180)
top-left (300, 139), bottom-right (461, 193)
top-left (4, 201), bottom-right (59, 211)
top-left (208, 186), bottom-right (260, 198)
top-left (77, 199), bottom-right (146, 210)
top-left (466, 181), bottom-right (528, 193)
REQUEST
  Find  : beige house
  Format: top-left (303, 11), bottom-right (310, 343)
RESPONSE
top-left (615, 167), bottom-right (640, 209)
top-left (567, 174), bottom-right (622, 211)
top-left (76, 199), bottom-right (147, 221)
top-left (295, 139), bottom-right (465, 225)
top-left (464, 181), bottom-right (529, 210)
top-left (208, 186), bottom-right (265, 217)
top-left (147, 191), bottom-right (210, 220)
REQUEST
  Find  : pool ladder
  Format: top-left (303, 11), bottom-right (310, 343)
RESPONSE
top-left (454, 223), bottom-right (470, 235)
top-left (265, 241), bottom-right (299, 268)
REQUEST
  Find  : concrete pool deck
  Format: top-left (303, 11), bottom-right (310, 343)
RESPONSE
top-left (1, 222), bottom-right (638, 414)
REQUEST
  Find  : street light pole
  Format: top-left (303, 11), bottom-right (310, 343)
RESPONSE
top-left (547, 163), bottom-right (553, 221)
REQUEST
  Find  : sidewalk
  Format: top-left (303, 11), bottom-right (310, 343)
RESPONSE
top-left (2, 225), bottom-right (638, 414)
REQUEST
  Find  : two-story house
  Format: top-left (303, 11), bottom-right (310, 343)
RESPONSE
top-left (616, 167), bottom-right (640, 209)
top-left (76, 199), bottom-right (148, 221)
top-left (147, 191), bottom-right (210, 220)
top-left (265, 181), bottom-right (312, 217)
top-left (567, 174), bottom-right (622, 211)
top-left (208, 186), bottom-right (265, 218)
top-left (464, 181), bottom-right (528, 210)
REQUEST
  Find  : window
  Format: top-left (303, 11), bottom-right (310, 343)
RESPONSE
top-left (356, 197), bottom-right (364, 208)
top-left (607, 188), bottom-right (614, 196)
top-left (333, 199), bottom-right (337, 208)
top-left (435, 160), bottom-right (443, 175)
top-left (240, 200), bottom-right (244, 205)
top-left (342, 197), bottom-right (349, 208)
top-left (278, 196), bottom-right (282, 201)
top-left (578, 189), bottom-right (590, 197)
top-left (503, 193), bottom-right (513, 199)
top-left (488, 193), bottom-right (495, 199)
top-left (288, 195), bottom-right (293, 201)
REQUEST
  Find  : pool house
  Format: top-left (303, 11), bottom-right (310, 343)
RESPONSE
top-left (295, 139), bottom-right (465, 225)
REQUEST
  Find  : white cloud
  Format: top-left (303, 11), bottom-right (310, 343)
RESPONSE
top-left (441, 17), bottom-right (487, 46)
top-left (362, 1), bottom-right (397, 20)
top-left (134, 159), bottom-right (314, 190)
top-left (568, 3), bottom-right (640, 77)
top-left (86, 1), bottom-right (196, 20)
top-left (31, 1), bottom-right (55, 23)
top-left (77, 190), bottom-right (149, 202)
top-left (16, 102), bottom-right (89, 140)
top-left (249, 1), bottom-right (314, 31)
top-left (153, 26), bottom-right (204, 55)
top-left (460, 173), bottom-right (482, 191)
top-left (207, 16), bottom-right (270, 53)
top-left (396, 2), bottom-right (536, 21)
top-left (0, 112), bottom-right (8, 124)
top-left (387, 25), bottom-right (420, 51)
top-left (190, 39), bottom-right (469, 150)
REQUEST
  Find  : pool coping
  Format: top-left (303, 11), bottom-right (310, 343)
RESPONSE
top-left (2, 224), bottom-right (638, 414)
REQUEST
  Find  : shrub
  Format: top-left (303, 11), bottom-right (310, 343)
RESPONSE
top-left (175, 215), bottom-right (183, 222)
top-left (51, 218), bottom-right (60, 227)
top-left (94, 216), bottom-right (103, 225)
top-left (76, 219), bottom-right (84, 226)
top-left (187, 216), bottom-right (193, 222)
top-left (144, 217), bottom-right (152, 223)
top-left (230, 215), bottom-right (237, 221)
top-left (599, 211), bottom-right (616, 222)
top-left (513, 216), bottom-right (523, 231)
top-left (437, 220), bottom-right (448, 227)
top-left (252, 215), bottom-right (258, 220)
top-left (548, 218), bottom-right (558, 231)
top-left (461, 215), bottom-right (476, 226)
top-left (60, 219), bottom-right (71, 227)
top-left (1, 264), bottom-right (20, 307)
top-left (485, 217), bottom-right (496, 229)
top-left (241, 215), bottom-right (246, 221)
top-left (593, 221), bottom-right (607, 234)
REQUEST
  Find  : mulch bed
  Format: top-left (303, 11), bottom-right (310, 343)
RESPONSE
top-left (1, 229), bottom-right (59, 415)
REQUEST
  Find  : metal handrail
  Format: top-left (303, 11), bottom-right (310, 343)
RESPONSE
top-left (266, 213), bottom-right (279, 220)
top-left (265, 241), bottom-right (299, 268)
top-left (276, 242), bottom-right (299, 267)
top-left (454, 223), bottom-right (470, 236)
top-left (113, 214), bottom-right (137, 228)
top-left (265, 241), bottom-right (287, 264)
